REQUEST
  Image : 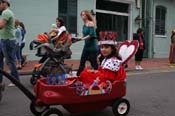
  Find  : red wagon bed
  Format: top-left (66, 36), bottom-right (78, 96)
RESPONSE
top-left (32, 77), bottom-right (130, 116)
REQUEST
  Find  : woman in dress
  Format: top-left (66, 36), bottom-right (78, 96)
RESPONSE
top-left (77, 10), bottom-right (98, 76)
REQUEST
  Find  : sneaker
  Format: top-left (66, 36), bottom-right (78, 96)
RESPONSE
top-left (8, 83), bottom-right (15, 87)
top-left (17, 65), bottom-right (22, 70)
top-left (138, 65), bottom-right (143, 70)
top-left (22, 61), bottom-right (27, 67)
top-left (135, 65), bottom-right (140, 70)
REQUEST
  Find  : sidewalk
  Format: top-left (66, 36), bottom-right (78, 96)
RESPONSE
top-left (4, 58), bottom-right (175, 76)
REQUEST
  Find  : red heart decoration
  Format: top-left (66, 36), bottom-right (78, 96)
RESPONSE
top-left (117, 40), bottom-right (139, 64)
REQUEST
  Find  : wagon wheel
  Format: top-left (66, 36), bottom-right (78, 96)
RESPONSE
top-left (30, 102), bottom-right (49, 116)
top-left (41, 108), bottom-right (63, 116)
top-left (30, 68), bottom-right (40, 85)
top-left (112, 98), bottom-right (130, 116)
top-left (30, 76), bottom-right (39, 85)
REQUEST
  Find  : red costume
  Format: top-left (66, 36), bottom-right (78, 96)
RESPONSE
top-left (80, 57), bottom-right (126, 85)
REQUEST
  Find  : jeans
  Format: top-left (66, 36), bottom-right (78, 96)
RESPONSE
top-left (77, 48), bottom-right (98, 76)
top-left (20, 43), bottom-right (25, 64)
top-left (0, 39), bottom-right (19, 81)
top-left (16, 44), bottom-right (21, 62)
top-left (0, 42), bottom-right (3, 83)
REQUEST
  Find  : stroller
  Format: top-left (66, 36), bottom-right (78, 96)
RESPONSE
top-left (29, 32), bottom-right (77, 85)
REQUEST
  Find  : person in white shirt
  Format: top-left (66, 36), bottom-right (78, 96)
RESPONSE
top-left (52, 17), bottom-right (67, 48)
top-left (19, 21), bottom-right (26, 67)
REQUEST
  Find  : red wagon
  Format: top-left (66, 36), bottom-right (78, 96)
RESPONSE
top-left (31, 77), bottom-right (130, 116)
top-left (0, 69), bottom-right (130, 116)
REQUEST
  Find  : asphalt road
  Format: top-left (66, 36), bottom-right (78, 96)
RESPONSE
top-left (0, 71), bottom-right (175, 116)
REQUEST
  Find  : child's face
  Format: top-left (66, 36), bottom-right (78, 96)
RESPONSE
top-left (100, 45), bottom-right (112, 57)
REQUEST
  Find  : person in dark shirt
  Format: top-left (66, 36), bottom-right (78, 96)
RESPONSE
top-left (133, 28), bottom-right (145, 70)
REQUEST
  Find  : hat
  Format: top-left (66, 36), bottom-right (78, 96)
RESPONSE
top-left (98, 40), bottom-right (117, 45)
top-left (98, 31), bottom-right (117, 45)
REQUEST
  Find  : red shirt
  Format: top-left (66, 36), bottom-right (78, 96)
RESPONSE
top-left (139, 36), bottom-right (144, 50)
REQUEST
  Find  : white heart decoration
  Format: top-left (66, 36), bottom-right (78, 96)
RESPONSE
top-left (119, 45), bottom-right (135, 63)
top-left (117, 40), bottom-right (139, 64)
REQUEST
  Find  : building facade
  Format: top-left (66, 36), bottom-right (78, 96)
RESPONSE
top-left (10, 0), bottom-right (175, 60)
top-left (143, 0), bottom-right (175, 58)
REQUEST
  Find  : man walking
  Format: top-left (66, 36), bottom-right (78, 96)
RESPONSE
top-left (0, 0), bottom-right (20, 101)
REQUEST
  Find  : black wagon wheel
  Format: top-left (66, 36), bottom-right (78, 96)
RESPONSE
top-left (30, 68), bottom-right (40, 85)
top-left (112, 98), bottom-right (130, 116)
top-left (41, 108), bottom-right (63, 116)
top-left (30, 102), bottom-right (49, 116)
top-left (30, 76), bottom-right (38, 85)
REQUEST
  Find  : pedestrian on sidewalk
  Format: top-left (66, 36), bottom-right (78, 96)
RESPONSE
top-left (0, 40), bottom-right (5, 101)
top-left (133, 28), bottom-right (145, 70)
top-left (15, 19), bottom-right (23, 69)
top-left (169, 29), bottom-right (175, 63)
top-left (19, 21), bottom-right (27, 67)
top-left (0, 0), bottom-right (20, 93)
top-left (76, 10), bottom-right (98, 76)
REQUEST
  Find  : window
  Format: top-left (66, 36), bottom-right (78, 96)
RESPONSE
top-left (96, 0), bottom-right (129, 41)
top-left (96, 0), bottom-right (129, 13)
top-left (155, 6), bottom-right (166, 35)
top-left (58, 0), bottom-right (77, 33)
top-left (96, 13), bottom-right (128, 41)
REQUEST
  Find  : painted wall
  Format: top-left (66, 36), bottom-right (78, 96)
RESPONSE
top-left (11, 0), bottom-right (58, 60)
top-left (153, 0), bottom-right (175, 58)
top-left (9, 0), bottom-right (139, 60)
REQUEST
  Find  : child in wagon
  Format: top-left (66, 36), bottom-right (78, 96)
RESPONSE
top-left (80, 40), bottom-right (126, 86)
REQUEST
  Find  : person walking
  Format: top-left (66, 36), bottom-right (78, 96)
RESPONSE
top-left (15, 19), bottom-right (22, 69)
top-left (76, 10), bottom-right (98, 76)
top-left (0, 0), bottom-right (20, 91)
top-left (19, 21), bottom-right (26, 67)
top-left (0, 41), bottom-right (5, 101)
top-left (169, 29), bottom-right (175, 63)
top-left (133, 28), bottom-right (145, 70)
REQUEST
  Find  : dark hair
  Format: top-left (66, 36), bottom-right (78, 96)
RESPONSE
top-left (100, 44), bottom-right (121, 60)
top-left (56, 17), bottom-right (64, 27)
top-left (137, 28), bottom-right (143, 34)
top-left (19, 22), bottom-right (26, 32)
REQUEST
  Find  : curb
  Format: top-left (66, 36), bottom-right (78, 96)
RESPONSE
top-left (126, 67), bottom-right (175, 76)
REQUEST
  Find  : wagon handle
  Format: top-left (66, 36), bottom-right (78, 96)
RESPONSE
top-left (0, 69), bottom-right (36, 103)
